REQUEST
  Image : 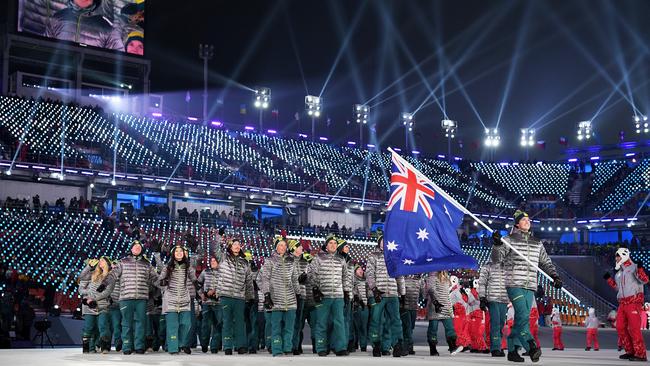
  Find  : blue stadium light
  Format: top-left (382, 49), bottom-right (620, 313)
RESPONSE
top-left (267, 129), bottom-right (277, 134)
top-left (152, 112), bottom-right (163, 118)
top-left (244, 126), bottom-right (255, 131)
top-left (347, 141), bottom-right (356, 145)
top-left (520, 128), bottom-right (535, 147)
top-left (211, 121), bottom-right (223, 127)
top-left (298, 133), bottom-right (308, 139)
top-left (590, 156), bottom-right (600, 161)
top-left (568, 158), bottom-right (578, 162)
top-left (319, 136), bottom-right (328, 141)
top-left (625, 152), bottom-right (636, 157)
top-left (187, 117), bottom-right (198, 121)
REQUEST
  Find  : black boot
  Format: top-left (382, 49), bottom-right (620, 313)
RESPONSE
top-left (620, 353), bottom-right (634, 359)
top-left (409, 344), bottom-right (415, 355)
top-left (361, 346), bottom-right (367, 352)
top-left (115, 340), bottom-right (122, 352)
top-left (372, 342), bottom-right (381, 357)
top-left (348, 340), bottom-right (355, 353)
top-left (182, 347), bottom-right (191, 355)
top-left (237, 347), bottom-right (248, 354)
top-left (428, 340), bottom-right (439, 356)
top-left (508, 350), bottom-right (525, 362)
top-left (527, 340), bottom-right (541, 362)
top-left (491, 350), bottom-right (505, 357)
top-left (135, 349), bottom-right (145, 354)
top-left (629, 356), bottom-right (648, 361)
top-left (392, 341), bottom-right (402, 357)
top-left (100, 337), bottom-right (111, 354)
top-left (202, 346), bottom-right (208, 353)
top-left (144, 337), bottom-right (151, 351)
top-left (82, 337), bottom-right (91, 354)
top-left (224, 349), bottom-right (233, 355)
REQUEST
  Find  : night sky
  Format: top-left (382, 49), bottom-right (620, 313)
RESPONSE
top-left (144, 0), bottom-right (650, 161)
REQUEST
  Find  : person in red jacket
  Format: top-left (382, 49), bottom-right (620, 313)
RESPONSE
top-left (449, 276), bottom-right (470, 353)
top-left (551, 307), bottom-right (564, 350)
top-left (604, 247), bottom-right (648, 361)
top-left (468, 279), bottom-right (488, 353)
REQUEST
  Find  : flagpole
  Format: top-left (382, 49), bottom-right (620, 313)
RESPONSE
top-left (386, 147), bottom-right (581, 304)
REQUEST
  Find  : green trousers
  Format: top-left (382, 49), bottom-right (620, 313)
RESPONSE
top-left (352, 307), bottom-right (369, 348)
top-left (264, 311), bottom-right (272, 349)
top-left (369, 297), bottom-right (402, 347)
top-left (427, 318), bottom-right (455, 342)
top-left (488, 301), bottom-right (508, 351)
top-left (343, 301), bottom-right (352, 342)
top-left (165, 311), bottom-right (191, 353)
top-left (292, 297), bottom-right (305, 351)
top-left (83, 313), bottom-right (111, 349)
top-left (109, 306), bottom-right (121, 346)
top-left (221, 297), bottom-right (246, 350)
top-left (400, 309), bottom-right (416, 347)
top-left (314, 297), bottom-right (346, 353)
top-left (506, 287), bottom-right (535, 352)
top-left (201, 303), bottom-right (222, 351)
top-left (120, 299), bottom-right (147, 352)
top-left (246, 301), bottom-right (258, 351)
top-left (145, 314), bottom-right (162, 350)
top-left (271, 310), bottom-right (296, 355)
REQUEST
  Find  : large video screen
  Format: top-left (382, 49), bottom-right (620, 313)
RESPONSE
top-left (17, 0), bottom-right (145, 56)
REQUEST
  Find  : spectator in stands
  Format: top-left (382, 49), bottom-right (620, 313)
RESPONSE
top-left (491, 210), bottom-right (562, 363)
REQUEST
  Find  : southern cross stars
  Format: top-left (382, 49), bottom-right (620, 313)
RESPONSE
top-left (386, 240), bottom-right (398, 251)
top-left (416, 228), bottom-right (429, 241)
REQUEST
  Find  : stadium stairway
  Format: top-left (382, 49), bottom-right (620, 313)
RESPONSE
top-left (551, 258), bottom-right (617, 321)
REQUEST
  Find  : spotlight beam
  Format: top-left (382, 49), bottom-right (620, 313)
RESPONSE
top-left (215, 2), bottom-right (282, 103)
top-left (363, 5), bottom-right (502, 105)
top-left (495, 4), bottom-right (532, 129)
top-left (318, 1), bottom-right (367, 97)
top-left (445, 59), bottom-right (487, 129)
top-left (283, 4), bottom-right (310, 95)
top-left (543, 5), bottom-right (640, 113)
top-left (589, 54), bottom-right (645, 123)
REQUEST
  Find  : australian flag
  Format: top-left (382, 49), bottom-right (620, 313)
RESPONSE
top-left (384, 151), bottom-right (478, 277)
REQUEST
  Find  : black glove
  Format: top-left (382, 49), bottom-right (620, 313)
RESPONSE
top-left (253, 281), bottom-right (260, 293)
top-left (154, 297), bottom-right (163, 306)
top-left (96, 283), bottom-right (106, 293)
top-left (263, 292), bottom-right (274, 309)
top-left (159, 279), bottom-right (169, 287)
top-left (552, 275), bottom-right (563, 289)
top-left (86, 299), bottom-right (97, 309)
top-left (313, 287), bottom-right (324, 303)
top-left (344, 291), bottom-right (350, 305)
top-left (479, 297), bottom-right (488, 311)
top-left (298, 273), bottom-right (308, 284)
top-left (433, 299), bottom-right (443, 313)
top-left (492, 231), bottom-right (503, 246)
top-left (353, 295), bottom-right (362, 309)
top-left (603, 272), bottom-right (611, 280)
top-left (81, 298), bottom-right (89, 306)
top-left (372, 287), bottom-right (384, 304)
top-left (296, 294), bottom-right (301, 303)
top-left (246, 299), bottom-right (255, 307)
top-left (399, 295), bottom-right (406, 309)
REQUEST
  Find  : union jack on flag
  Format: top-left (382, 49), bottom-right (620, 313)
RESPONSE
top-left (387, 153), bottom-right (436, 219)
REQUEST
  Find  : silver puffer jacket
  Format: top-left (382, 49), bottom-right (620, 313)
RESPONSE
top-left (261, 253), bottom-right (300, 311)
top-left (216, 253), bottom-right (254, 301)
top-left (306, 252), bottom-right (351, 298)
top-left (366, 250), bottom-right (405, 297)
top-left (424, 273), bottom-right (453, 320)
top-left (490, 228), bottom-right (558, 291)
top-left (159, 263), bottom-right (196, 314)
top-left (197, 268), bottom-right (221, 305)
top-left (478, 262), bottom-right (509, 303)
top-left (79, 277), bottom-right (114, 315)
top-left (104, 255), bottom-right (159, 301)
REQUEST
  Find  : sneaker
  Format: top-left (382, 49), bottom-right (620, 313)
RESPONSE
top-left (202, 346), bottom-right (208, 353)
top-left (619, 353), bottom-right (634, 360)
top-left (585, 347), bottom-right (591, 351)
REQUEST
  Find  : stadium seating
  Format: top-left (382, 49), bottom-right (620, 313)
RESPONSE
top-left (595, 158), bottom-right (650, 212)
